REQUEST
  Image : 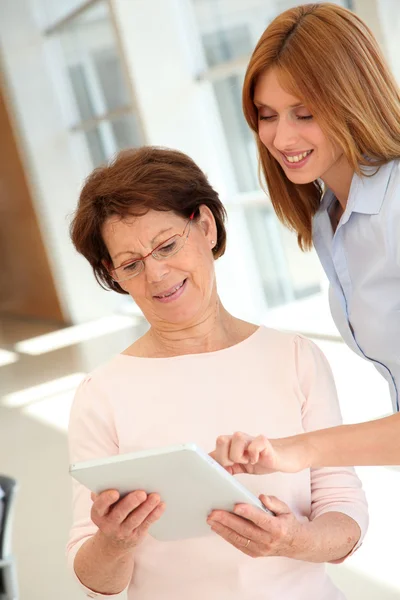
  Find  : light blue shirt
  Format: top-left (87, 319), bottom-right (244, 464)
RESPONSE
top-left (313, 160), bottom-right (400, 412)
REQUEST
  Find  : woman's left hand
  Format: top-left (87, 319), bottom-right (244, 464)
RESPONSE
top-left (207, 494), bottom-right (308, 559)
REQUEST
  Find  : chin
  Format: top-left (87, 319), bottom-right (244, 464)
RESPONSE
top-left (157, 303), bottom-right (200, 326)
top-left (284, 170), bottom-right (316, 185)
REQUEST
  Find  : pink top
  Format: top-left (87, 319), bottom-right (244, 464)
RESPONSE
top-left (67, 327), bottom-right (368, 600)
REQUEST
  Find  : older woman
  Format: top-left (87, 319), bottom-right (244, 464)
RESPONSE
top-left (67, 146), bottom-right (368, 600)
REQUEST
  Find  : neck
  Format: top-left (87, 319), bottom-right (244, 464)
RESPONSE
top-left (147, 299), bottom-right (245, 356)
top-left (320, 154), bottom-right (354, 209)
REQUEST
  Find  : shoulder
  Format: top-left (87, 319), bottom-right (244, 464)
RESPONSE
top-left (70, 354), bottom-right (127, 414)
top-left (256, 326), bottom-right (319, 355)
top-left (254, 329), bottom-right (332, 393)
top-left (79, 355), bottom-right (123, 388)
top-left (259, 327), bottom-right (329, 367)
top-left (372, 160), bottom-right (400, 204)
top-left (257, 325), bottom-right (306, 343)
top-left (255, 325), bottom-right (295, 345)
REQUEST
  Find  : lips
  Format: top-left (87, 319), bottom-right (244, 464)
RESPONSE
top-left (283, 150), bottom-right (313, 163)
top-left (154, 279), bottom-right (186, 299)
top-left (280, 149), bottom-right (313, 169)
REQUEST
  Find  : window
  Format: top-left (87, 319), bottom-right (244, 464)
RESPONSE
top-left (190, 0), bottom-right (353, 321)
top-left (190, 0), bottom-right (351, 316)
top-left (377, 0), bottom-right (400, 84)
top-left (41, 0), bottom-right (144, 168)
top-left (244, 204), bottom-right (323, 308)
top-left (193, 0), bottom-right (352, 194)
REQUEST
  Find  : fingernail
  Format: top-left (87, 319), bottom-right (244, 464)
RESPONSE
top-left (235, 506), bottom-right (245, 515)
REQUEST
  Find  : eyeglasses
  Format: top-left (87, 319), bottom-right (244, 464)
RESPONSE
top-left (110, 213), bottom-right (195, 283)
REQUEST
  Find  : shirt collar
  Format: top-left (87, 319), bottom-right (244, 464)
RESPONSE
top-left (348, 161), bottom-right (395, 215)
top-left (316, 160), bottom-right (396, 233)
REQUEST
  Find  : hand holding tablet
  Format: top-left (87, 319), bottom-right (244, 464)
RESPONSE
top-left (70, 443), bottom-right (274, 541)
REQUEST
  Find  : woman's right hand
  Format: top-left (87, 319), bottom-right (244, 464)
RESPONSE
top-left (210, 432), bottom-right (310, 475)
top-left (90, 489), bottom-right (165, 553)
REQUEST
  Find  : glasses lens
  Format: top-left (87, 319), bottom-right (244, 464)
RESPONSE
top-left (153, 235), bottom-right (183, 259)
top-left (113, 260), bottom-right (143, 281)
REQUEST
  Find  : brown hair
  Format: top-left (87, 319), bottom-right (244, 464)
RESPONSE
top-left (243, 2), bottom-right (400, 249)
top-left (70, 146), bottom-right (227, 294)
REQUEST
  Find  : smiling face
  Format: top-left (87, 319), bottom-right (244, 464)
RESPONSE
top-left (254, 68), bottom-right (346, 186)
top-left (102, 207), bottom-right (218, 328)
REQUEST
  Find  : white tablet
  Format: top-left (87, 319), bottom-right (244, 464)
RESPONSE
top-left (69, 442), bottom-right (273, 541)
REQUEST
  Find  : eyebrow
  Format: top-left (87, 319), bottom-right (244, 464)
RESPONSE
top-left (111, 227), bottom-right (174, 261)
top-left (254, 101), bottom-right (304, 109)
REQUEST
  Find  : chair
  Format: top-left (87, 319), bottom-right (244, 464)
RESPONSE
top-left (0, 476), bottom-right (18, 600)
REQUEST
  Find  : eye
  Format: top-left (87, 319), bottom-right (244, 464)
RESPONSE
top-left (297, 115), bottom-right (313, 121)
top-left (259, 114), bottom-right (276, 121)
top-left (158, 240), bottom-right (177, 255)
top-left (122, 260), bottom-right (141, 273)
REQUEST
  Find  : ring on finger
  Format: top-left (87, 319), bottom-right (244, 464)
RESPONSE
top-left (245, 539), bottom-right (251, 548)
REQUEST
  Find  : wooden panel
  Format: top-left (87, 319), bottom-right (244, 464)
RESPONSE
top-left (0, 81), bottom-right (65, 323)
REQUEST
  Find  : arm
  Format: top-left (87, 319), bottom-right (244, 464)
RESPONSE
top-left (74, 530), bottom-right (135, 596)
top-left (211, 414), bottom-right (400, 473)
top-left (302, 511), bottom-right (360, 563)
top-left (278, 412), bottom-right (400, 470)
top-left (68, 376), bottom-right (165, 597)
top-left (229, 410), bottom-right (400, 474)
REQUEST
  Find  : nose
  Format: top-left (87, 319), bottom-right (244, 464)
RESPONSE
top-left (273, 117), bottom-right (298, 151)
top-left (144, 255), bottom-right (170, 283)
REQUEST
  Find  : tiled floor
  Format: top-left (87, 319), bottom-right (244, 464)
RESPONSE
top-left (0, 315), bottom-right (399, 600)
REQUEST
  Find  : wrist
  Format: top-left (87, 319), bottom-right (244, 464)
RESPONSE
top-left (293, 433), bottom-right (314, 470)
top-left (274, 434), bottom-right (313, 473)
top-left (95, 530), bottom-right (136, 561)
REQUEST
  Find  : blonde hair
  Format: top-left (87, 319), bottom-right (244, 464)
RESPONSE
top-left (243, 2), bottom-right (400, 249)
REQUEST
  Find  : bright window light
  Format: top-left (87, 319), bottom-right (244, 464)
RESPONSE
top-left (2, 372), bottom-right (86, 408)
top-left (22, 388), bottom-right (76, 433)
top-left (14, 315), bottom-right (141, 355)
top-left (0, 349), bottom-right (19, 367)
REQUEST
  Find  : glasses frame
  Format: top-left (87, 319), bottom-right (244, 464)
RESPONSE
top-left (110, 212), bottom-right (195, 283)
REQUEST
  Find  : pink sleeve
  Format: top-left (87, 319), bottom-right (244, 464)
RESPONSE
top-left (67, 375), bottom-right (125, 598)
top-left (294, 335), bottom-right (369, 562)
